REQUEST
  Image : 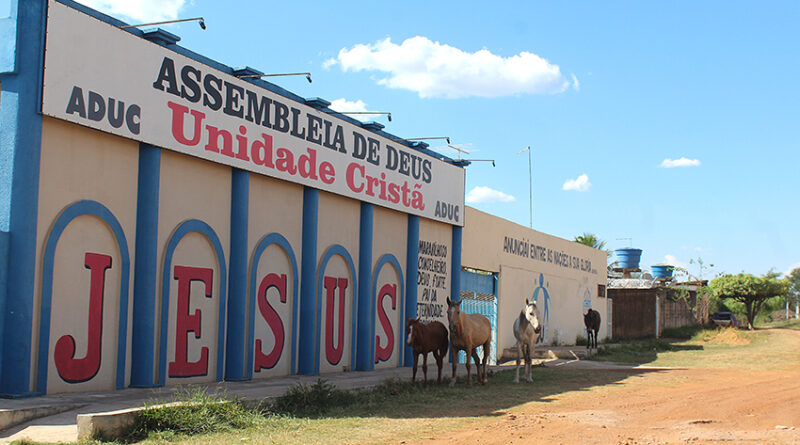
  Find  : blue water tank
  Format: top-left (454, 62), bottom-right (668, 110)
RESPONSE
top-left (652, 264), bottom-right (674, 279)
top-left (615, 248), bottom-right (642, 269)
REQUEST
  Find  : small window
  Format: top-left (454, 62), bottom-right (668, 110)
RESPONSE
top-left (597, 284), bottom-right (606, 298)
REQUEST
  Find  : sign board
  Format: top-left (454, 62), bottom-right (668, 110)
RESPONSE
top-left (42, 1), bottom-right (465, 225)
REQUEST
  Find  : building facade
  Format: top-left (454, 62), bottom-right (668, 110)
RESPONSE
top-left (0, 0), bottom-right (465, 396)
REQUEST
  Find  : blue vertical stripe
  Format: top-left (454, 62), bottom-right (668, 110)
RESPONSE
top-left (130, 144), bottom-right (160, 387)
top-left (225, 169), bottom-right (249, 381)
top-left (297, 187), bottom-right (318, 375)
top-left (0, 0), bottom-right (46, 397)
top-left (356, 203), bottom-right (373, 371)
top-left (403, 215), bottom-right (419, 367)
top-left (451, 226), bottom-right (463, 302)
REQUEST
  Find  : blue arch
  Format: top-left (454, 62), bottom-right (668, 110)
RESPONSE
top-left (37, 200), bottom-right (131, 394)
top-left (315, 245), bottom-right (358, 374)
top-left (247, 233), bottom-right (299, 378)
top-left (371, 254), bottom-right (404, 365)
top-left (158, 219), bottom-right (227, 385)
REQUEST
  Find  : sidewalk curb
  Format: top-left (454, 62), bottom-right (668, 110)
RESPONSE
top-left (0, 403), bottom-right (85, 431)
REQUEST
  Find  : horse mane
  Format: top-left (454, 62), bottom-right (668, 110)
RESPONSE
top-left (518, 310), bottom-right (527, 327)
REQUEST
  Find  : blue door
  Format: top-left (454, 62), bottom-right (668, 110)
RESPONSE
top-left (457, 269), bottom-right (498, 365)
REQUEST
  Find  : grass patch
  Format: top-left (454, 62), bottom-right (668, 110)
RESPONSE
top-left (594, 326), bottom-right (800, 371)
top-left (763, 318), bottom-right (800, 330)
top-left (593, 337), bottom-right (678, 364)
top-left (661, 325), bottom-right (705, 339)
top-left (119, 388), bottom-right (266, 443)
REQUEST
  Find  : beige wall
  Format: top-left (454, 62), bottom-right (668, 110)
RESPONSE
top-left (36, 118), bottom-right (139, 393)
top-left (248, 175), bottom-right (303, 378)
top-left (316, 191), bottom-right (360, 373)
top-left (462, 207), bottom-right (608, 351)
top-left (372, 206), bottom-right (407, 369)
top-left (158, 150), bottom-right (231, 385)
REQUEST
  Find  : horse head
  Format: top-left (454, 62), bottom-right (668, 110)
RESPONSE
top-left (524, 298), bottom-right (541, 333)
top-left (406, 317), bottom-right (419, 346)
top-left (446, 297), bottom-right (462, 335)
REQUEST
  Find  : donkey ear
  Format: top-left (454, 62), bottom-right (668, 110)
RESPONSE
top-left (446, 297), bottom-right (452, 306)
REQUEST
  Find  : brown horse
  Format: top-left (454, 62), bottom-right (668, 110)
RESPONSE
top-left (446, 297), bottom-right (492, 387)
top-left (406, 318), bottom-right (449, 384)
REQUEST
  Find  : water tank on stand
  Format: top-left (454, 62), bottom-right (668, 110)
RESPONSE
top-left (615, 248), bottom-right (642, 269)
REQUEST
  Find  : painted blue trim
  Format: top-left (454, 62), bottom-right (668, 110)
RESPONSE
top-left (0, 230), bottom-right (8, 384)
top-left (372, 254), bottom-right (404, 366)
top-left (451, 226), bottom-right (463, 302)
top-left (297, 188), bottom-right (318, 375)
top-left (403, 216), bottom-right (419, 367)
top-left (225, 169), bottom-right (249, 381)
top-left (130, 144), bottom-right (160, 388)
top-left (0, 0), bottom-right (46, 398)
top-left (315, 244), bottom-right (358, 374)
top-left (158, 219), bottom-right (227, 385)
top-left (246, 233), bottom-right (299, 378)
top-left (36, 200), bottom-right (131, 394)
top-left (355, 203), bottom-right (373, 371)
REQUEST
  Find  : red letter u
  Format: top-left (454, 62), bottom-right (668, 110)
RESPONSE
top-left (324, 276), bottom-right (348, 365)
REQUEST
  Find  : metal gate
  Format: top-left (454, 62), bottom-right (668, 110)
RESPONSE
top-left (458, 269), bottom-right (498, 365)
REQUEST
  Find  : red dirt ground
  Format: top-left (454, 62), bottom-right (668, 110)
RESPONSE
top-left (422, 334), bottom-right (800, 444)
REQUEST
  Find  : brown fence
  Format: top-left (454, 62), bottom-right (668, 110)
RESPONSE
top-left (609, 289), bottom-right (657, 339)
top-left (610, 287), bottom-right (706, 340)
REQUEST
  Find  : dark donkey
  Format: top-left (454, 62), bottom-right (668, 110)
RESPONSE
top-left (406, 318), bottom-right (449, 384)
top-left (584, 308), bottom-right (601, 349)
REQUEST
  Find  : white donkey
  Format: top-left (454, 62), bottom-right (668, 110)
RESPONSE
top-left (513, 298), bottom-right (541, 384)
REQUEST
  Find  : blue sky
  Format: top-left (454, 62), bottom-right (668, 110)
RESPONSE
top-left (69, 0), bottom-right (799, 278)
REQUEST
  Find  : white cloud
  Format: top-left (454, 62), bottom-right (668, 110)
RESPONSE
top-left (465, 186), bottom-right (516, 204)
top-left (660, 157), bottom-right (701, 168)
top-left (326, 36), bottom-right (572, 99)
top-left (784, 262), bottom-right (800, 277)
top-left (571, 74), bottom-right (580, 91)
top-left (328, 98), bottom-right (370, 121)
top-left (562, 174), bottom-right (591, 192)
top-left (77, 0), bottom-right (187, 22)
top-left (663, 255), bottom-right (688, 269)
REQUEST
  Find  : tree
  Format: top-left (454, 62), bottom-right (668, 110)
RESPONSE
top-left (710, 272), bottom-right (789, 330)
top-left (574, 233), bottom-right (607, 250)
top-left (787, 268), bottom-right (800, 318)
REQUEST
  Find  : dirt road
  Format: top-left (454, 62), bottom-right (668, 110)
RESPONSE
top-left (424, 331), bottom-right (800, 444)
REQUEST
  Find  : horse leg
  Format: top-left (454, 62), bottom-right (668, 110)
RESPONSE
top-left (471, 349), bottom-right (482, 385)
top-left (465, 348), bottom-right (473, 387)
top-left (482, 341), bottom-right (490, 384)
top-left (412, 352), bottom-right (418, 383)
top-left (435, 350), bottom-right (444, 385)
top-left (514, 341), bottom-right (521, 384)
top-left (422, 351), bottom-right (429, 384)
top-left (472, 348), bottom-right (486, 384)
top-left (525, 343), bottom-right (533, 383)
top-left (450, 349), bottom-right (458, 387)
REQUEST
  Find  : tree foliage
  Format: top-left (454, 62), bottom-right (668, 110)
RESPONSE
top-left (709, 272), bottom-right (789, 329)
top-left (788, 268), bottom-right (800, 300)
top-left (574, 233), bottom-right (607, 250)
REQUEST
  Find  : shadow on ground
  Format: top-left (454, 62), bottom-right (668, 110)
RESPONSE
top-left (292, 365), bottom-right (668, 420)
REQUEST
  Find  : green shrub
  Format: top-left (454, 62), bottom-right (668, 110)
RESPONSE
top-left (270, 378), bottom-right (355, 417)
